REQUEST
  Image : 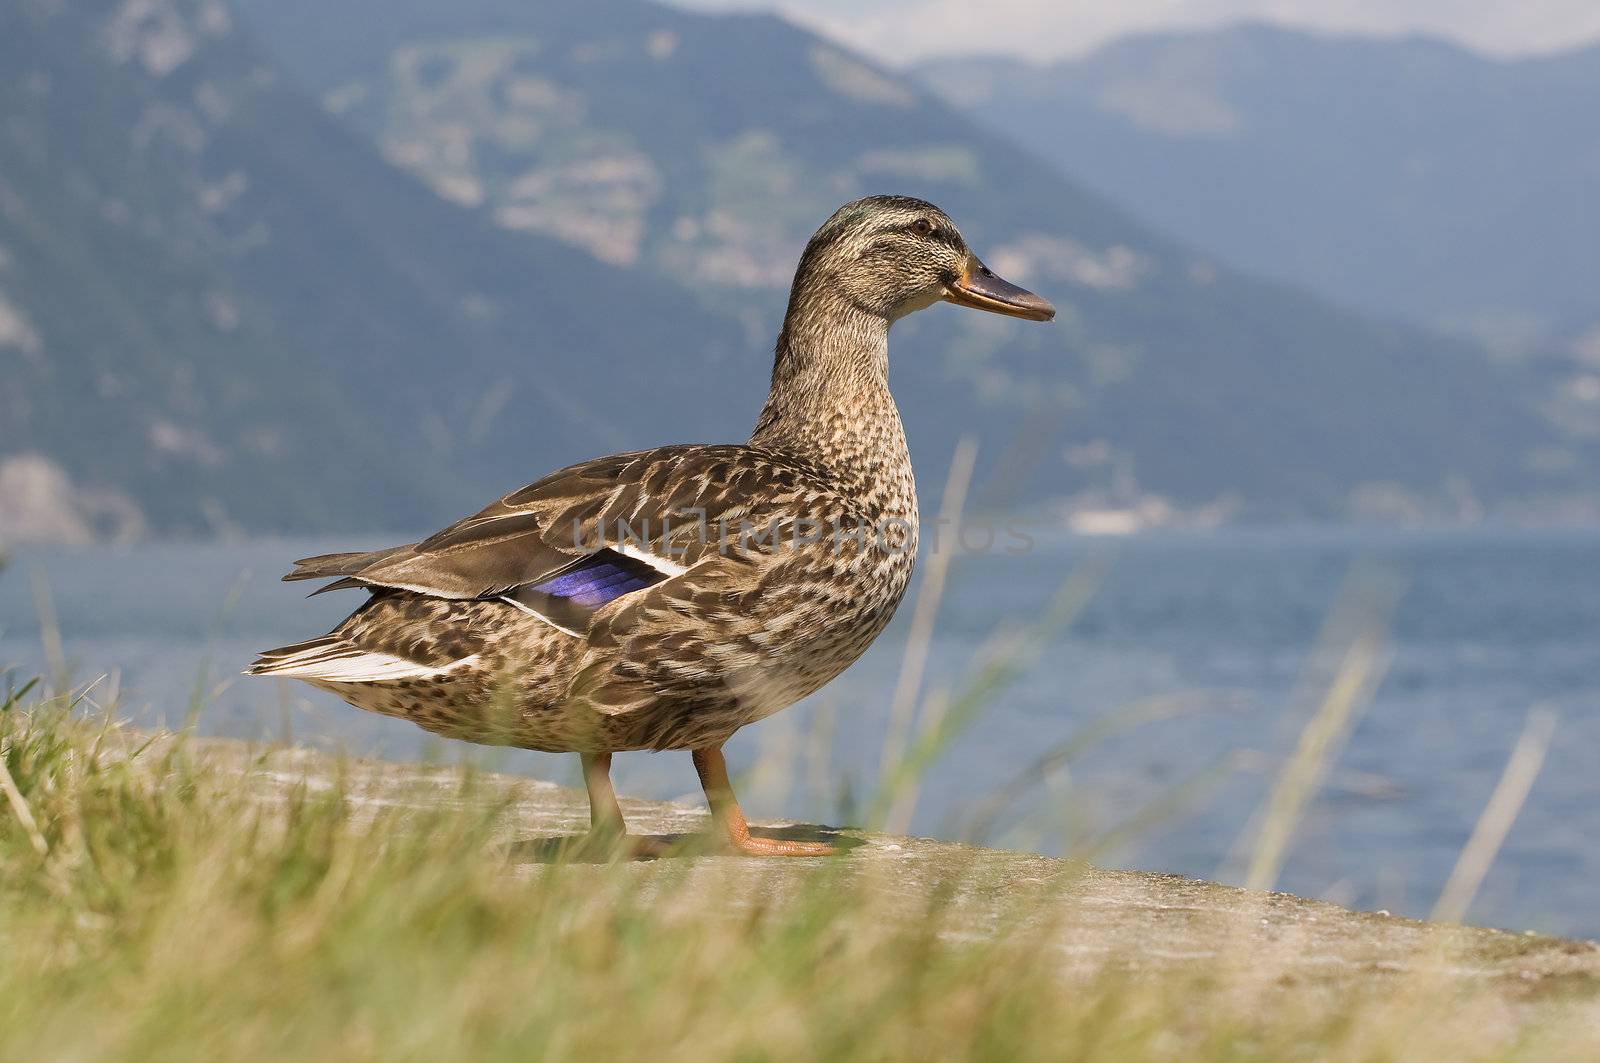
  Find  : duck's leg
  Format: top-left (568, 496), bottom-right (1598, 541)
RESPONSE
top-left (577, 752), bottom-right (668, 857)
top-left (691, 746), bottom-right (835, 857)
top-left (580, 752), bottom-right (624, 835)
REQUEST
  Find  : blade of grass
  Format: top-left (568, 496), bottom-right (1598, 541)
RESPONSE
top-left (878, 436), bottom-right (977, 785)
top-left (881, 683), bottom-right (949, 834)
top-left (963, 690), bottom-right (1248, 844)
top-left (871, 552), bottom-right (1111, 832)
top-left (1244, 625), bottom-right (1391, 892)
top-left (1074, 750), bottom-right (1247, 867)
top-left (804, 695), bottom-right (839, 823)
top-left (1430, 708), bottom-right (1557, 925)
top-left (4, 676), bottom-right (41, 712)
top-left (30, 567), bottom-right (67, 695)
top-left (1225, 560), bottom-right (1405, 889)
top-left (0, 747), bottom-right (49, 856)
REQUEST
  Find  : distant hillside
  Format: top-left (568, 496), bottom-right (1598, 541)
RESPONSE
top-left (914, 25), bottom-right (1600, 358)
top-left (231, 0), bottom-right (1595, 523)
top-left (0, 1), bottom-right (1593, 540)
top-left (0, 0), bottom-right (746, 539)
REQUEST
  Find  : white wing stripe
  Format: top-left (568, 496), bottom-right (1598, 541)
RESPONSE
top-left (262, 652), bottom-right (481, 683)
top-left (500, 596), bottom-right (584, 637)
top-left (614, 542), bottom-right (690, 578)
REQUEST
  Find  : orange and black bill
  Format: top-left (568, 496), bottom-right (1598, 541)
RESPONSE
top-left (943, 255), bottom-right (1055, 322)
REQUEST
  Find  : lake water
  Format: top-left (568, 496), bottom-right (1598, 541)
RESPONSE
top-left (2, 527), bottom-right (1596, 939)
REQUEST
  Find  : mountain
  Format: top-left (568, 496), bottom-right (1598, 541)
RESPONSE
top-left (0, 0), bottom-right (747, 540)
top-left (0, 1), bottom-right (1592, 541)
top-left (226, 0), bottom-right (1596, 523)
top-left (913, 25), bottom-right (1600, 357)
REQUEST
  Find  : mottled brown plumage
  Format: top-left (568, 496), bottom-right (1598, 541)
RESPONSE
top-left (250, 195), bottom-right (1053, 856)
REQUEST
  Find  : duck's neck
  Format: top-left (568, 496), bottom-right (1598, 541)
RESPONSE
top-left (749, 292), bottom-right (915, 524)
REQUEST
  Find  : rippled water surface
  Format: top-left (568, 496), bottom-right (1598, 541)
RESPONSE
top-left (2, 527), bottom-right (1596, 937)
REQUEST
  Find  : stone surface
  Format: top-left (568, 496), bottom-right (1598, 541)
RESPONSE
top-left (202, 739), bottom-right (1600, 1012)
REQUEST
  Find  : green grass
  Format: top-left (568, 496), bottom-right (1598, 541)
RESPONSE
top-left (0, 682), bottom-right (1595, 1061)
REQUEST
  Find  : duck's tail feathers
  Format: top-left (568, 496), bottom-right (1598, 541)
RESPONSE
top-left (283, 545), bottom-right (413, 583)
top-left (246, 636), bottom-right (479, 683)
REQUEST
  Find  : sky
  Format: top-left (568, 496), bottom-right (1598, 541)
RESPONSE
top-left (670, 0), bottom-right (1600, 65)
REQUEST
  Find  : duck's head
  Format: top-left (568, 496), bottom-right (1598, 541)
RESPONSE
top-left (789, 195), bottom-right (1055, 324)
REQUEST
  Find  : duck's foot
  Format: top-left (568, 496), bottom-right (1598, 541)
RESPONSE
top-left (570, 747), bottom-right (836, 860)
top-left (716, 830), bottom-right (835, 858)
top-left (692, 744), bottom-right (837, 858)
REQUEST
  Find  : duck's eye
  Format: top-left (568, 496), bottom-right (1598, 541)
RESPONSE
top-left (910, 218), bottom-right (934, 237)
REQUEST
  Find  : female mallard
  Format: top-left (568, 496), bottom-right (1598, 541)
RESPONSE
top-left (250, 195), bottom-right (1054, 856)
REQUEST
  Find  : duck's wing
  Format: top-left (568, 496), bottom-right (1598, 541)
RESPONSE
top-left (284, 444), bottom-right (830, 632)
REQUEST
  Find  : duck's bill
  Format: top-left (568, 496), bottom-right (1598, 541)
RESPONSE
top-left (943, 256), bottom-right (1055, 322)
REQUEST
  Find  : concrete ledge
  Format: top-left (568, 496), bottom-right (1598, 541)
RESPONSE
top-left (199, 738), bottom-right (1600, 1010)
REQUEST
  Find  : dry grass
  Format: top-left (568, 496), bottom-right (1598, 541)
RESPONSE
top-left (2, 678), bottom-right (1597, 1061)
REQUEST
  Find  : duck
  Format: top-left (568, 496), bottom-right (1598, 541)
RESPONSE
top-left (249, 195), bottom-right (1054, 856)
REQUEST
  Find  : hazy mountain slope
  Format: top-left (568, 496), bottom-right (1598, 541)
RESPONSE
top-left (0, 0), bottom-right (408, 537)
top-left (230, 0), bottom-right (1591, 522)
top-left (914, 25), bottom-right (1600, 355)
top-left (0, 0), bottom-right (747, 538)
top-left (2, 0), bottom-right (1592, 538)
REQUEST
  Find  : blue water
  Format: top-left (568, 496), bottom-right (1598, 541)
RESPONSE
top-left (1, 528), bottom-right (1596, 938)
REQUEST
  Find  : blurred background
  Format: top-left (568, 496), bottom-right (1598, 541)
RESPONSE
top-left (1, 0), bottom-right (1596, 936)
